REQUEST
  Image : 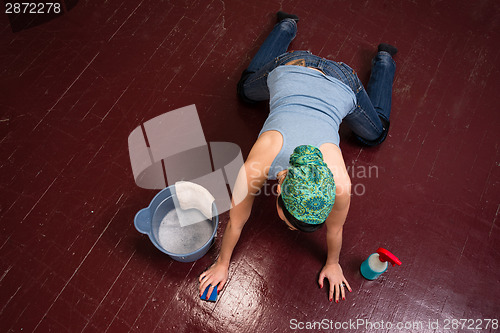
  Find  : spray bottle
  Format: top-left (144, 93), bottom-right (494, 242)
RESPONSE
top-left (360, 247), bottom-right (402, 280)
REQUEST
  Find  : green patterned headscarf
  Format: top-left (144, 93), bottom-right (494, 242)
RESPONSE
top-left (281, 145), bottom-right (336, 224)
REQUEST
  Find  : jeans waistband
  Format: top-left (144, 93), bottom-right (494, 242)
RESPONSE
top-left (276, 51), bottom-right (361, 92)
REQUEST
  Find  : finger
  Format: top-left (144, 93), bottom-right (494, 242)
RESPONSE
top-left (318, 273), bottom-right (324, 288)
top-left (199, 277), bottom-right (211, 296)
top-left (199, 281), bottom-right (206, 296)
top-left (206, 284), bottom-right (215, 300)
top-left (218, 279), bottom-right (227, 292)
top-left (344, 280), bottom-right (352, 292)
top-left (201, 280), bottom-right (213, 297)
top-left (340, 283), bottom-right (345, 301)
top-left (329, 285), bottom-right (334, 302)
top-left (199, 272), bottom-right (206, 282)
top-left (334, 284), bottom-right (340, 303)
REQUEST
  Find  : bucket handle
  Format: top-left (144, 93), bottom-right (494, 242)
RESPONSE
top-left (134, 208), bottom-right (151, 234)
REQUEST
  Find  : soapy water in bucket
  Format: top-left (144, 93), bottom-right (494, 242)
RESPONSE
top-left (158, 208), bottom-right (214, 254)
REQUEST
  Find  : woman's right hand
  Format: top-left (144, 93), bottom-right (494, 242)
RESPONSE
top-left (199, 260), bottom-right (229, 299)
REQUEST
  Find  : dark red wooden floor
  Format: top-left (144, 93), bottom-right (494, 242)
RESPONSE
top-left (1, 1), bottom-right (499, 332)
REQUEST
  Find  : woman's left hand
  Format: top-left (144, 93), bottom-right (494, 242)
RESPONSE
top-left (318, 263), bottom-right (352, 303)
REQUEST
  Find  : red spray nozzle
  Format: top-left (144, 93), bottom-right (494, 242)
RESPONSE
top-left (376, 248), bottom-right (402, 267)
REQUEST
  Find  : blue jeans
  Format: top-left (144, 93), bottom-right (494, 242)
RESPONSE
top-left (239, 19), bottom-right (396, 146)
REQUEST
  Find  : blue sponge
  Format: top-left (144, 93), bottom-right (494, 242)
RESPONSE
top-left (200, 284), bottom-right (218, 302)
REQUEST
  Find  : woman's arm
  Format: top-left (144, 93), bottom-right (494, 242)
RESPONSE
top-left (212, 158), bottom-right (267, 266)
top-left (199, 132), bottom-right (280, 298)
top-left (325, 180), bottom-right (351, 265)
top-left (318, 179), bottom-right (352, 303)
top-left (318, 143), bottom-right (353, 302)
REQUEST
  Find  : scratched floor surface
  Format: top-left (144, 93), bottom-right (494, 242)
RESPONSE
top-left (1, 0), bottom-right (499, 332)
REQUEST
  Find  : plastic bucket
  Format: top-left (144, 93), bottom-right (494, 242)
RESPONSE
top-left (134, 185), bottom-right (218, 262)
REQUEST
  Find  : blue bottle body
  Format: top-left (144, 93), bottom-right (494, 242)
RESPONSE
top-left (360, 253), bottom-right (388, 280)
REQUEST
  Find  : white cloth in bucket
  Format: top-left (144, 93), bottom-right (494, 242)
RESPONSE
top-left (174, 181), bottom-right (215, 227)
